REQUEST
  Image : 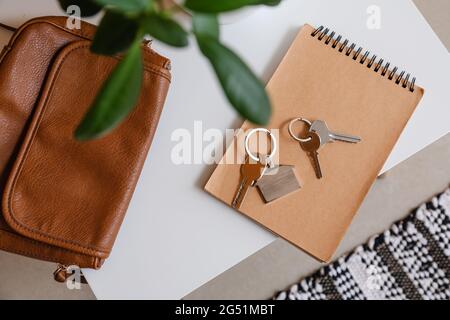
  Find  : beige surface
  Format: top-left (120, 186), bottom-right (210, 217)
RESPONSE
top-left (0, 0), bottom-right (449, 299)
top-left (0, 251), bottom-right (95, 299)
top-left (415, 0), bottom-right (450, 47)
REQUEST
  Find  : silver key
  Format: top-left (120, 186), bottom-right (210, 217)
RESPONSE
top-left (301, 132), bottom-right (323, 179)
top-left (232, 156), bottom-right (267, 209)
top-left (310, 120), bottom-right (361, 146)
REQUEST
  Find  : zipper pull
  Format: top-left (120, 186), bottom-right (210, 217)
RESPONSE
top-left (143, 39), bottom-right (153, 48)
top-left (53, 264), bottom-right (68, 282)
top-left (53, 264), bottom-right (89, 284)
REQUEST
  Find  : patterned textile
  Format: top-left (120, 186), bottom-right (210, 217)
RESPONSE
top-left (273, 188), bottom-right (450, 300)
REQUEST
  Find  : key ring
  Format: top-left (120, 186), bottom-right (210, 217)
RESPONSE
top-left (288, 118), bottom-right (312, 143)
top-left (244, 128), bottom-right (277, 163)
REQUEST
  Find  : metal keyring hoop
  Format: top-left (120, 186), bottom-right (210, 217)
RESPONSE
top-left (244, 128), bottom-right (277, 162)
top-left (288, 118), bottom-right (312, 143)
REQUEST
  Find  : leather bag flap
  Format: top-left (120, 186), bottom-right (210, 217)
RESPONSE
top-left (2, 39), bottom-right (170, 259)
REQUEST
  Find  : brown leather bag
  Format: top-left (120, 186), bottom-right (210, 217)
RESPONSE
top-left (0, 16), bottom-right (171, 281)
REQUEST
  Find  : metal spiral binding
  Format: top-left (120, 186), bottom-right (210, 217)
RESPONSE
top-left (311, 26), bottom-right (416, 92)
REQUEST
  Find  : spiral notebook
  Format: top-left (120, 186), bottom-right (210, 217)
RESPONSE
top-left (205, 24), bottom-right (424, 262)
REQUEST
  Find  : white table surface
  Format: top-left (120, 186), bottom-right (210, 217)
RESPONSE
top-left (1, 0), bottom-right (449, 299)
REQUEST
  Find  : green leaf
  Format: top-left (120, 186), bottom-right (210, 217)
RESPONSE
top-left (58, 0), bottom-right (103, 17)
top-left (141, 13), bottom-right (189, 47)
top-left (195, 35), bottom-right (271, 125)
top-left (94, 0), bottom-right (149, 14)
top-left (185, 0), bottom-right (282, 13)
top-left (264, 0), bottom-right (282, 5)
top-left (75, 39), bottom-right (143, 140)
top-left (192, 13), bottom-right (219, 39)
top-left (91, 10), bottom-right (139, 55)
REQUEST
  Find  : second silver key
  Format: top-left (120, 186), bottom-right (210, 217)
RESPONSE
top-left (310, 120), bottom-right (361, 145)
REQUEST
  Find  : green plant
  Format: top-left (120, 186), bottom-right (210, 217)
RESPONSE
top-left (58, 0), bottom-right (282, 140)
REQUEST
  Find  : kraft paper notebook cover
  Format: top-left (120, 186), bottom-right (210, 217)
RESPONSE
top-left (205, 24), bottom-right (424, 262)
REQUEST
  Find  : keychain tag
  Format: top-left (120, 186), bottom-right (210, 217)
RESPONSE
top-left (256, 165), bottom-right (301, 203)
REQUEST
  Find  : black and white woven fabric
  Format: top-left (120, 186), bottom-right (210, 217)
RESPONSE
top-left (274, 188), bottom-right (450, 300)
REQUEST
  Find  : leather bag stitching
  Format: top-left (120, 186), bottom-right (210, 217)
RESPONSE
top-left (6, 18), bottom-right (171, 81)
top-left (0, 229), bottom-right (97, 266)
